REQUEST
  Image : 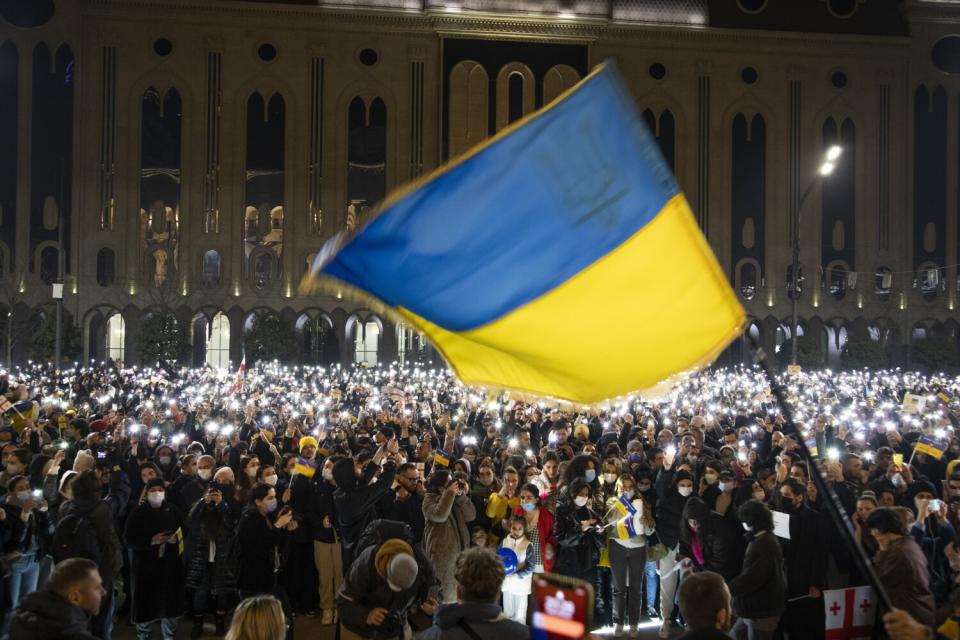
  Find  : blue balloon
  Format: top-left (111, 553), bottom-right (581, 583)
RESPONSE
top-left (497, 547), bottom-right (519, 576)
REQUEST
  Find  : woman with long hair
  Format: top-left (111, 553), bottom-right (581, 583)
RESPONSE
top-left (605, 474), bottom-right (655, 638)
top-left (185, 483), bottom-right (237, 637)
top-left (553, 478), bottom-right (605, 609)
top-left (225, 595), bottom-right (287, 640)
top-left (518, 483), bottom-right (555, 574)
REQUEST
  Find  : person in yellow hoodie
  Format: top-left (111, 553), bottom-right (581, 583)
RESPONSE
top-left (485, 466), bottom-right (521, 537)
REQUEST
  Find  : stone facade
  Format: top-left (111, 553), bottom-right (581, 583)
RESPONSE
top-left (0, 0), bottom-right (959, 369)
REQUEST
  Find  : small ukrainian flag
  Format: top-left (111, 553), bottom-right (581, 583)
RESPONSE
top-left (614, 514), bottom-right (638, 540)
top-left (301, 62), bottom-right (744, 403)
top-left (613, 495), bottom-right (637, 517)
top-left (434, 449), bottom-right (451, 468)
top-left (293, 456), bottom-right (317, 478)
top-left (914, 436), bottom-right (947, 461)
top-left (805, 437), bottom-right (819, 458)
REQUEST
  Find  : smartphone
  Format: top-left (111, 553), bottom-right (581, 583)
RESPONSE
top-left (531, 573), bottom-right (594, 640)
top-left (929, 499), bottom-right (942, 512)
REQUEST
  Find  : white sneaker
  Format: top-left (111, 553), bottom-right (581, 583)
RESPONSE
top-left (613, 623), bottom-right (624, 637)
top-left (658, 621), bottom-right (672, 638)
top-left (629, 626), bottom-right (641, 639)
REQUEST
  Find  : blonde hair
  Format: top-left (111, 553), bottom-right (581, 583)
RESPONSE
top-left (225, 595), bottom-right (286, 640)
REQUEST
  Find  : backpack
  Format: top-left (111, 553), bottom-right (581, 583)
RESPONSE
top-left (51, 504), bottom-right (102, 565)
top-left (355, 519), bottom-right (414, 560)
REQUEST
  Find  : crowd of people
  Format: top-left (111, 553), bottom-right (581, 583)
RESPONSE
top-left (0, 360), bottom-right (957, 639)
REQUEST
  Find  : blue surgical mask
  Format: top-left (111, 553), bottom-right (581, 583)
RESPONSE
top-left (264, 498), bottom-right (278, 513)
top-left (521, 502), bottom-right (535, 513)
top-left (584, 469), bottom-right (596, 483)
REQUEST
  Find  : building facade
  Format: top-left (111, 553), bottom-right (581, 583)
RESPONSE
top-left (0, 0), bottom-right (959, 370)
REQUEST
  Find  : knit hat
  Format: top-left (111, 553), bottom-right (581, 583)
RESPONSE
top-left (73, 450), bottom-right (95, 473)
top-left (908, 479), bottom-right (937, 501)
top-left (299, 436), bottom-right (318, 453)
top-left (626, 439), bottom-right (642, 453)
top-left (145, 478), bottom-right (166, 492)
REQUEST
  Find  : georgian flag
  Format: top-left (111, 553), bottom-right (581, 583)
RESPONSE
top-left (824, 586), bottom-right (876, 640)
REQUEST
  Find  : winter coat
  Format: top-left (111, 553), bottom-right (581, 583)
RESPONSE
top-left (236, 507), bottom-right (288, 594)
top-left (553, 500), bottom-right (604, 579)
top-left (414, 602), bottom-right (527, 640)
top-left (780, 504), bottom-right (828, 598)
top-left (423, 491), bottom-right (476, 602)
top-left (337, 540), bottom-right (436, 639)
top-left (384, 490), bottom-right (425, 547)
top-left (123, 501), bottom-right (185, 623)
top-left (6, 590), bottom-right (97, 640)
top-left (678, 500), bottom-right (742, 581)
top-left (1, 502), bottom-right (53, 558)
top-left (728, 531), bottom-right (785, 620)
top-left (306, 479), bottom-right (339, 545)
top-left (58, 499), bottom-right (122, 582)
top-left (654, 468), bottom-right (689, 549)
top-left (167, 474), bottom-right (206, 518)
top-left (184, 499), bottom-right (237, 595)
top-left (874, 534), bottom-right (936, 627)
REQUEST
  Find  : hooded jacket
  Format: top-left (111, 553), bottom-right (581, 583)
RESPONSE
top-left (333, 459), bottom-right (397, 567)
top-left (6, 590), bottom-right (97, 640)
top-left (654, 467), bottom-right (692, 549)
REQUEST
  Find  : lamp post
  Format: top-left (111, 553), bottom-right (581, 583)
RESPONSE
top-left (790, 144), bottom-right (843, 365)
top-left (54, 158), bottom-right (65, 371)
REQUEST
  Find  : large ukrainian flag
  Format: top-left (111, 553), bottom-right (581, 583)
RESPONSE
top-left (302, 63), bottom-right (744, 403)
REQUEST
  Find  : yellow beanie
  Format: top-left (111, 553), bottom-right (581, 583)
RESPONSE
top-left (299, 436), bottom-right (318, 453)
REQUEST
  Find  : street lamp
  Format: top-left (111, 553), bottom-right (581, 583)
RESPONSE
top-left (790, 144), bottom-right (843, 365)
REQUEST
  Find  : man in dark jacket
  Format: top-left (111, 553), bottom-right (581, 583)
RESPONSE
top-left (384, 463), bottom-right (425, 546)
top-left (415, 547), bottom-right (526, 640)
top-left (777, 478), bottom-right (828, 640)
top-left (337, 526), bottom-right (437, 639)
top-left (729, 500), bottom-right (785, 640)
top-left (333, 457), bottom-right (397, 567)
top-left (57, 467), bottom-right (130, 640)
top-left (6, 558), bottom-right (105, 640)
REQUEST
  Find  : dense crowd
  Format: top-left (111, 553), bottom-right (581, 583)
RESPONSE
top-left (0, 360), bottom-right (957, 640)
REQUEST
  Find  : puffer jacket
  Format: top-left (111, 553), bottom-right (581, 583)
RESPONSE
top-left (184, 498), bottom-right (237, 595)
top-left (654, 467), bottom-right (689, 549)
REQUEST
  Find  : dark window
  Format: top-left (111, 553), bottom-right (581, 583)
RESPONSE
top-left (932, 36), bottom-right (960, 74)
top-left (39, 246), bottom-right (57, 285)
top-left (152, 38), bottom-right (173, 57)
top-left (359, 48), bottom-right (378, 66)
top-left (649, 63), bottom-right (666, 80)
top-left (738, 262), bottom-right (758, 300)
top-left (0, 0), bottom-right (54, 27)
top-left (257, 43), bottom-right (277, 62)
top-left (741, 67), bottom-right (758, 84)
top-left (507, 74), bottom-right (524, 124)
top-left (96, 248), bottom-right (115, 287)
top-left (831, 71), bottom-right (848, 89)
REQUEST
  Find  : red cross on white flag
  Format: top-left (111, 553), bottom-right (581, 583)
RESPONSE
top-left (824, 586), bottom-right (876, 640)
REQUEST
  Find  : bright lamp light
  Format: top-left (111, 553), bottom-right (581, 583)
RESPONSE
top-left (819, 162), bottom-right (835, 176)
top-left (826, 145), bottom-right (842, 161)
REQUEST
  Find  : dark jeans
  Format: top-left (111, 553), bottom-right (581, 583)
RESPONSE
top-left (609, 543), bottom-right (645, 627)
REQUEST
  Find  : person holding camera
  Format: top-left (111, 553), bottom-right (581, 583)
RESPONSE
top-left (184, 483), bottom-right (236, 638)
top-left (423, 469), bottom-right (476, 603)
top-left (237, 483), bottom-right (298, 640)
top-left (337, 525), bottom-right (437, 640)
top-left (2, 475), bottom-right (51, 607)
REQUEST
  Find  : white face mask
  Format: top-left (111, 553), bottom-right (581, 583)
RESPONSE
top-left (263, 474), bottom-right (278, 486)
top-left (891, 473), bottom-right (905, 488)
top-left (742, 522), bottom-right (752, 532)
top-left (147, 492), bottom-right (165, 507)
top-left (719, 481), bottom-right (734, 493)
top-left (678, 486), bottom-right (693, 497)
top-left (245, 466), bottom-right (259, 478)
top-left (321, 468), bottom-right (334, 482)
top-left (574, 495), bottom-right (589, 507)
top-left (198, 468), bottom-right (213, 481)
top-left (621, 490), bottom-right (635, 500)
top-left (603, 473), bottom-right (617, 484)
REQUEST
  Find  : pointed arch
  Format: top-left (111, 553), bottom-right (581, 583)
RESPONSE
top-left (449, 60), bottom-right (489, 158)
top-left (543, 64), bottom-right (580, 104)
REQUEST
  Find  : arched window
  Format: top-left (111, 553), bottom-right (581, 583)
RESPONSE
top-left (347, 96), bottom-right (387, 211)
top-left (917, 262), bottom-right (941, 301)
top-left (39, 246), bottom-right (58, 285)
top-left (354, 320), bottom-right (380, 365)
top-left (201, 250), bottom-right (221, 287)
top-left (206, 312), bottom-right (230, 369)
top-left (96, 248), bottom-right (115, 286)
top-left (507, 73), bottom-right (524, 124)
top-left (105, 314), bottom-right (125, 363)
top-left (827, 262), bottom-right (849, 301)
top-left (737, 261), bottom-right (758, 300)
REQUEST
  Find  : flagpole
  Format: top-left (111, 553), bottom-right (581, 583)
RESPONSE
top-left (747, 333), bottom-right (894, 613)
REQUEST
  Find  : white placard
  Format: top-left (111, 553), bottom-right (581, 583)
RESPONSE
top-left (772, 510), bottom-right (791, 539)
